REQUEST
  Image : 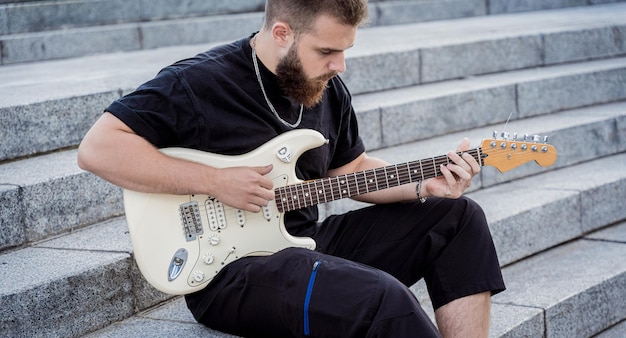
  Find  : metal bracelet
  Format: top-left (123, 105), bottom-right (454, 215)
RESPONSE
top-left (416, 181), bottom-right (428, 203)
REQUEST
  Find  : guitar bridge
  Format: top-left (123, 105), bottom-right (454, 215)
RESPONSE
top-left (179, 201), bottom-right (204, 241)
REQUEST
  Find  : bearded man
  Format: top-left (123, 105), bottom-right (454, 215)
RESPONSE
top-left (78, 0), bottom-right (505, 336)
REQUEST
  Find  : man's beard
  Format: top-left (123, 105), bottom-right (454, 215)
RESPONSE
top-left (276, 45), bottom-right (338, 109)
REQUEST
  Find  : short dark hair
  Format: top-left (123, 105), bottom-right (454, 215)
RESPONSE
top-left (264, 0), bottom-right (369, 34)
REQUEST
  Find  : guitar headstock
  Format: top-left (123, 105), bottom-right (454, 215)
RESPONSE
top-left (480, 132), bottom-right (557, 172)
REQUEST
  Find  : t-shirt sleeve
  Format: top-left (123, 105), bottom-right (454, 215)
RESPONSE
top-left (105, 68), bottom-right (203, 149)
top-left (327, 78), bottom-right (366, 170)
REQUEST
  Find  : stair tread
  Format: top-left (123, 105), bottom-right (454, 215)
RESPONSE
top-left (1, 100), bottom-right (623, 249)
top-left (2, 149), bottom-right (623, 305)
top-left (2, 3), bottom-right (625, 108)
top-left (1, 3), bottom-right (625, 337)
top-left (83, 220), bottom-right (626, 338)
top-left (494, 233), bottom-right (626, 337)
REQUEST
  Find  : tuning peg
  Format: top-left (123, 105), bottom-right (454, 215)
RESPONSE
top-left (493, 131), bottom-right (498, 139)
top-left (501, 132), bottom-right (510, 140)
top-left (543, 136), bottom-right (549, 144)
top-left (531, 135), bottom-right (541, 142)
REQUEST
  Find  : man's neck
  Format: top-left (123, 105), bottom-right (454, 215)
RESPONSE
top-left (251, 32), bottom-right (279, 74)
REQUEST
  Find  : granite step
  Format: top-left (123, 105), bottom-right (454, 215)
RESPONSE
top-left (1, 81), bottom-right (623, 253)
top-left (1, 115), bottom-right (624, 336)
top-left (73, 154), bottom-right (626, 337)
top-left (0, 0), bottom-right (492, 65)
top-left (1, 3), bottom-right (625, 337)
top-left (84, 222), bottom-right (626, 338)
top-left (2, 3), bottom-right (625, 161)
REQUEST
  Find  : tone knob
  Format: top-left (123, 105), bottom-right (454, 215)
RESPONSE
top-left (192, 271), bottom-right (205, 282)
top-left (203, 253), bottom-right (215, 265)
top-left (208, 234), bottom-right (221, 246)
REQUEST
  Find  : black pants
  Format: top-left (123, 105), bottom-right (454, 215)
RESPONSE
top-left (187, 197), bottom-right (505, 337)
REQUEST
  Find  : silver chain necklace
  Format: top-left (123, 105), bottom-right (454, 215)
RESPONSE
top-left (251, 37), bottom-right (303, 128)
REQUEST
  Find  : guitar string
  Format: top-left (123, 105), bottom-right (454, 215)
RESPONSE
top-left (277, 151), bottom-right (476, 207)
top-left (277, 148), bottom-right (482, 211)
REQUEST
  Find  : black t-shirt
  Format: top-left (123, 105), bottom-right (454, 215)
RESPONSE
top-left (106, 34), bottom-right (365, 237)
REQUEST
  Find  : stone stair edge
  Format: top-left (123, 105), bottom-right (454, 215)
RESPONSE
top-left (0, 6), bottom-right (626, 158)
top-left (354, 57), bottom-right (626, 149)
top-left (0, 0), bottom-right (268, 36)
top-left (0, 0), bottom-right (436, 36)
top-left (2, 0), bottom-right (624, 38)
top-left (2, 54), bottom-right (625, 163)
top-left (82, 219), bottom-right (626, 338)
top-left (0, 141), bottom-right (622, 294)
top-left (1, 2), bottom-right (625, 66)
top-left (1, 154), bottom-right (624, 337)
top-left (0, 4), bottom-right (626, 82)
top-left (0, 1), bottom-right (624, 337)
top-left (1, 97), bottom-right (624, 252)
top-left (492, 234), bottom-right (626, 337)
top-left (0, 0), bottom-right (489, 65)
top-left (0, 0), bottom-right (497, 37)
top-left (0, 98), bottom-right (626, 247)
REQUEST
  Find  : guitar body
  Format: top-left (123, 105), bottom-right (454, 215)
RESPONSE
top-left (124, 129), bottom-right (325, 295)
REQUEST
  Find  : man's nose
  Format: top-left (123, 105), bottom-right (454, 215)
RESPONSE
top-left (329, 53), bottom-right (346, 73)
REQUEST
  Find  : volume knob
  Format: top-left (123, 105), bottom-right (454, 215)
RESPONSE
top-left (203, 253), bottom-right (215, 265)
top-left (208, 234), bottom-right (221, 246)
top-left (192, 271), bottom-right (205, 283)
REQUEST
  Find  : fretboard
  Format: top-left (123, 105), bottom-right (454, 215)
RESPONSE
top-left (275, 148), bottom-right (484, 213)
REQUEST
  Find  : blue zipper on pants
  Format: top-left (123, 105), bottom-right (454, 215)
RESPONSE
top-left (304, 260), bottom-right (321, 336)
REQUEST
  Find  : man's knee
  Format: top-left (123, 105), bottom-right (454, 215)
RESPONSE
top-left (368, 271), bottom-right (440, 337)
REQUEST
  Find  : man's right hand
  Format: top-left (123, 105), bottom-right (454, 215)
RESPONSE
top-left (207, 165), bottom-right (275, 213)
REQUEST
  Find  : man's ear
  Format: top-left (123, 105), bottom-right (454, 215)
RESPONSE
top-left (271, 21), bottom-right (293, 48)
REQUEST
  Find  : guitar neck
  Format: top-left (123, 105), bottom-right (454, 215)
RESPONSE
top-left (275, 148), bottom-right (484, 213)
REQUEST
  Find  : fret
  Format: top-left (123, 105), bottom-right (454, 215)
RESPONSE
top-left (396, 163), bottom-right (413, 185)
top-left (353, 172), bottom-right (360, 196)
top-left (396, 163), bottom-right (408, 185)
top-left (292, 184), bottom-right (301, 209)
top-left (318, 180), bottom-right (326, 204)
top-left (381, 167), bottom-right (389, 190)
top-left (283, 185), bottom-right (294, 211)
top-left (359, 171), bottom-right (369, 194)
top-left (303, 181), bottom-right (314, 208)
top-left (337, 175), bottom-right (349, 198)
top-left (329, 177), bottom-right (336, 199)
top-left (294, 184), bottom-right (303, 209)
top-left (312, 180), bottom-right (321, 205)
top-left (395, 165), bottom-right (402, 186)
top-left (345, 174), bottom-right (354, 197)
top-left (323, 177), bottom-right (333, 202)
top-left (407, 162), bottom-right (417, 182)
top-left (333, 176), bottom-right (341, 199)
top-left (362, 169), bottom-right (372, 192)
top-left (405, 163), bottom-right (413, 184)
top-left (374, 169), bottom-right (380, 191)
top-left (387, 165), bottom-right (398, 188)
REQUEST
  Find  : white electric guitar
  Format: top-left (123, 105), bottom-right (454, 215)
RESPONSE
top-left (124, 129), bottom-right (557, 295)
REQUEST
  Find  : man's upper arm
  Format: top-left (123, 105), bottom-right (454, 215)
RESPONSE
top-left (326, 152), bottom-right (367, 177)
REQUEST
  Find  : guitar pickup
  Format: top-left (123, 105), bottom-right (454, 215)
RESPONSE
top-left (205, 198), bottom-right (227, 231)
